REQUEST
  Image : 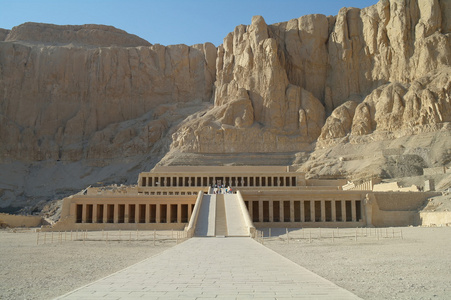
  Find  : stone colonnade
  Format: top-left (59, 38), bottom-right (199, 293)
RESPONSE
top-left (245, 199), bottom-right (362, 223)
top-left (75, 201), bottom-right (195, 224)
top-left (140, 175), bottom-right (298, 188)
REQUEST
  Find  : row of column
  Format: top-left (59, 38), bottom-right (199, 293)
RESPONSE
top-left (140, 175), bottom-right (297, 188)
top-left (247, 200), bottom-right (362, 223)
top-left (76, 203), bottom-right (194, 224)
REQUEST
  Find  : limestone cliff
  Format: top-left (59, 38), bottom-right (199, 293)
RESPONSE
top-left (0, 23), bottom-right (216, 163)
top-left (1, 0), bottom-right (451, 213)
top-left (169, 0), bottom-right (451, 156)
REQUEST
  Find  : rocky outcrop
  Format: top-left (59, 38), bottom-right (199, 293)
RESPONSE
top-left (5, 22), bottom-right (151, 47)
top-left (0, 29), bottom-right (10, 41)
top-left (170, 16), bottom-right (326, 153)
top-left (319, 67), bottom-right (451, 143)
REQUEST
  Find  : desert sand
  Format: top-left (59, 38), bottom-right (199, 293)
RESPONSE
top-left (0, 227), bottom-right (450, 300)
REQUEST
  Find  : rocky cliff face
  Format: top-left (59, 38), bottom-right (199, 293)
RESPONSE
top-left (0, 23), bottom-right (216, 163)
top-left (170, 0), bottom-right (451, 156)
top-left (1, 0), bottom-right (451, 212)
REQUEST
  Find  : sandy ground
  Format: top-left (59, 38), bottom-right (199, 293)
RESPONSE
top-left (263, 227), bottom-right (451, 300)
top-left (0, 227), bottom-right (450, 300)
top-left (0, 230), bottom-right (175, 300)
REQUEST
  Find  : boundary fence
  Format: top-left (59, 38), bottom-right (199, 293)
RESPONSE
top-left (253, 227), bottom-right (404, 244)
top-left (36, 229), bottom-right (191, 246)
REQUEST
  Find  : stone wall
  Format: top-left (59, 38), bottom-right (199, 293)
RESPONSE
top-left (0, 213), bottom-right (43, 227)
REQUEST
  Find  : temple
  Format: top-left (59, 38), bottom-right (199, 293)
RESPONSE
top-left (49, 166), bottom-right (439, 234)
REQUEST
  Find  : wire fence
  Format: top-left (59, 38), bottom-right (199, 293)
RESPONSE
top-left (36, 229), bottom-right (191, 246)
top-left (253, 227), bottom-right (404, 244)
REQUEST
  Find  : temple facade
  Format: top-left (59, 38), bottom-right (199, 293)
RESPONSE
top-left (48, 166), bottom-right (439, 233)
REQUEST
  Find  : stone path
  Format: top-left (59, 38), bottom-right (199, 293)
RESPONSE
top-left (56, 237), bottom-right (361, 299)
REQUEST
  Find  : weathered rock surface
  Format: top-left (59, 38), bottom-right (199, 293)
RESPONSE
top-left (0, 29), bottom-right (9, 41)
top-left (1, 0), bottom-right (451, 212)
top-left (5, 22), bottom-right (151, 47)
top-left (319, 67), bottom-right (451, 143)
top-left (0, 23), bottom-right (216, 164)
top-left (170, 0), bottom-right (451, 157)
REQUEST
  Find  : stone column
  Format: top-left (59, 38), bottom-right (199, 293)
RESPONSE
top-left (114, 204), bottom-right (119, 223)
top-left (82, 204), bottom-right (87, 223)
top-left (103, 204), bottom-right (108, 223)
top-left (136, 204), bottom-right (140, 223)
top-left (331, 200), bottom-right (337, 222)
top-left (351, 200), bottom-right (357, 222)
top-left (300, 201), bottom-right (305, 222)
top-left (177, 204), bottom-right (182, 223)
top-left (321, 200), bottom-right (326, 222)
top-left (290, 200), bottom-right (295, 222)
top-left (279, 201), bottom-right (284, 222)
top-left (167, 204), bottom-right (172, 223)
top-left (310, 201), bottom-right (315, 222)
top-left (92, 204), bottom-right (98, 223)
top-left (156, 204), bottom-right (161, 223)
top-left (258, 200), bottom-right (263, 223)
top-left (342, 201), bottom-right (347, 222)
top-left (146, 204), bottom-right (151, 223)
top-left (124, 205), bottom-right (129, 223)
top-left (269, 200), bottom-right (274, 222)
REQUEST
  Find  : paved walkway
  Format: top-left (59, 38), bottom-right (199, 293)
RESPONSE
top-left (56, 238), bottom-right (361, 299)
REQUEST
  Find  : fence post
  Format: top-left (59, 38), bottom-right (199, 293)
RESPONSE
top-left (36, 232), bottom-right (39, 245)
top-left (286, 228), bottom-right (289, 244)
top-left (153, 229), bottom-right (156, 246)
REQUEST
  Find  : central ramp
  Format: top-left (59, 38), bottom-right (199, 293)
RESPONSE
top-left (56, 238), bottom-right (362, 299)
top-left (215, 194), bottom-right (228, 236)
top-left (194, 192), bottom-right (251, 237)
top-left (194, 194), bottom-right (216, 237)
top-left (224, 194), bottom-right (249, 236)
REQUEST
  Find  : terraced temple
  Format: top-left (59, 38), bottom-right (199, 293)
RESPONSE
top-left (48, 166), bottom-right (439, 232)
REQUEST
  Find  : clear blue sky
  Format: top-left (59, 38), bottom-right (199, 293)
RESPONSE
top-left (0, 0), bottom-right (379, 46)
